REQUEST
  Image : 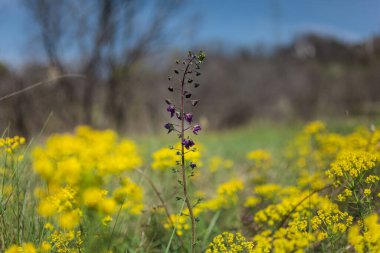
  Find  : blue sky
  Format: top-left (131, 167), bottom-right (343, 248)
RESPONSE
top-left (185, 0), bottom-right (380, 47)
top-left (1, 0), bottom-right (380, 65)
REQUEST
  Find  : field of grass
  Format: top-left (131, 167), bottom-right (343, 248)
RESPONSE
top-left (1, 118), bottom-right (380, 252)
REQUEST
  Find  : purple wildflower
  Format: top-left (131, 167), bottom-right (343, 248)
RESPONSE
top-left (182, 139), bottom-right (195, 150)
top-left (192, 124), bottom-right (201, 135)
top-left (164, 123), bottom-right (174, 133)
top-left (184, 113), bottom-right (193, 124)
top-left (190, 162), bottom-right (197, 169)
top-left (167, 105), bottom-right (175, 118)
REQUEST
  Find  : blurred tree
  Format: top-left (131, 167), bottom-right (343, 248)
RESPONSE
top-left (24, 0), bottom-right (184, 130)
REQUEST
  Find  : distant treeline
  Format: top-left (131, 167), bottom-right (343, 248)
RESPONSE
top-left (1, 33), bottom-right (380, 136)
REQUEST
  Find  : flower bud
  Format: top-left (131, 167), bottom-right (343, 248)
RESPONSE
top-left (191, 100), bottom-right (199, 106)
top-left (184, 91), bottom-right (192, 98)
top-left (176, 111), bottom-right (182, 120)
top-left (164, 123), bottom-right (174, 134)
top-left (165, 98), bottom-right (172, 105)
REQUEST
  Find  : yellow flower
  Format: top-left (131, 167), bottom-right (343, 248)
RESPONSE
top-left (151, 144), bottom-right (202, 171)
top-left (100, 198), bottom-right (117, 214)
top-left (5, 243), bottom-right (36, 253)
top-left (244, 196), bottom-right (260, 207)
top-left (113, 177), bottom-right (144, 215)
top-left (59, 210), bottom-right (81, 229)
top-left (364, 188), bottom-right (371, 196)
top-left (44, 223), bottom-right (54, 230)
top-left (40, 241), bottom-right (51, 252)
top-left (163, 214), bottom-right (190, 236)
top-left (207, 156), bottom-right (233, 173)
top-left (38, 199), bottom-right (56, 217)
top-left (349, 214), bottom-right (380, 253)
top-left (246, 149), bottom-right (272, 167)
top-left (102, 215), bottom-right (113, 226)
top-left (200, 179), bottom-right (244, 211)
top-left (82, 187), bottom-right (104, 208)
top-left (304, 121), bottom-right (325, 135)
top-left (206, 232), bottom-right (254, 253)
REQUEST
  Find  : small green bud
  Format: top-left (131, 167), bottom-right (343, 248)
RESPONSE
top-left (196, 50), bottom-right (206, 62)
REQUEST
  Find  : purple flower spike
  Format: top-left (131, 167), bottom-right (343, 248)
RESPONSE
top-left (182, 139), bottom-right (195, 150)
top-left (190, 162), bottom-right (197, 169)
top-left (184, 113), bottom-right (193, 124)
top-left (167, 105), bottom-right (175, 118)
top-left (192, 124), bottom-right (201, 135)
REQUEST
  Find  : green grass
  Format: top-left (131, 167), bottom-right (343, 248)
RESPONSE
top-left (132, 117), bottom-right (380, 164)
top-left (131, 120), bottom-right (300, 163)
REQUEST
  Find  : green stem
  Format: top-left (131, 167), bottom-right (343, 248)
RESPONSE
top-left (107, 201), bottom-right (124, 251)
top-left (180, 56), bottom-right (197, 253)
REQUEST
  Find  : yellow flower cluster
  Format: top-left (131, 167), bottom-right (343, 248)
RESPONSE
top-left (151, 143), bottom-right (201, 171)
top-left (33, 126), bottom-right (141, 183)
top-left (163, 179), bottom-right (244, 235)
top-left (31, 126), bottom-right (144, 251)
top-left (311, 208), bottom-right (353, 234)
top-left (3, 119), bottom-right (380, 252)
top-left (113, 177), bottom-right (144, 215)
top-left (297, 171), bottom-right (327, 191)
top-left (244, 184), bottom-right (299, 208)
top-left (207, 155), bottom-right (234, 173)
top-left (326, 151), bottom-right (378, 206)
top-left (237, 122), bottom-right (380, 252)
top-left (246, 149), bottom-right (272, 183)
top-left (37, 186), bottom-right (81, 229)
top-left (348, 213), bottom-right (380, 253)
top-left (244, 183), bottom-right (354, 252)
top-left (5, 241), bottom-right (51, 253)
top-left (0, 135), bottom-right (25, 181)
top-left (246, 150), bottom-right (272, 169)
top-left (304, 120), bottom-right (326, 135)
top-left (253, 189), bottom-right (320, 227)
top-left (199, 179), bottom-right (244, 211)
top-left (206, 232), bottom-right (254, 253)
top-left (0, 136), bottom-right (26, 154)
top-left (163, 214), bottom-right (190, 236)
top-left (284, 121), bottom-right (328, 173)
top-left (5, 243), bottom-right (36, 253)
top-left (286, 121), bottom-right (380, 177)
top-left (50, 230), bottom-right (83, 253)
top-left (327, 151), bottom-right (377, 180)
top-left (252, 227), bottom-right (316, 253)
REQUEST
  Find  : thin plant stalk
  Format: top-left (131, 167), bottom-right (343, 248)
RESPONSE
top-left (180, 56), bottom-right (197, 252)
top-left (165, 50), bottom-right (205, 252)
